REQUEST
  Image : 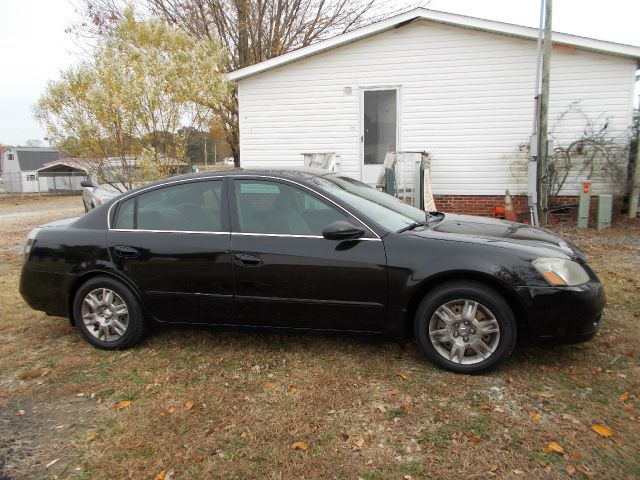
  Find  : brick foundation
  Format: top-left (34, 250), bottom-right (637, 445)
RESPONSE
top-left (433, 194), bottom-right (621, 226)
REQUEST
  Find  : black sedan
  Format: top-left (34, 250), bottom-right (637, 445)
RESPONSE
top-left (20, 169), bottom-right (605, 373)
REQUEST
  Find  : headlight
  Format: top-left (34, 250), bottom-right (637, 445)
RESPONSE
top-left (24, 228), bottom-right (41, 262)
top-left (532, 257), bottom-right (590, 286)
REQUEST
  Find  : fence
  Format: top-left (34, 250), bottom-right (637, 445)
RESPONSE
top-left (0, 171), bottom-right (89, 197)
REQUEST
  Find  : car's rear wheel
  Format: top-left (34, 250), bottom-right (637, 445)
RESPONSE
top-left (73, 276), bottom-right (146, 349)
top-left (414, 281), bottom-right (516, 373)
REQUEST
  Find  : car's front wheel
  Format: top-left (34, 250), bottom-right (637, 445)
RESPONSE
top-left (414, 280), bottom-right (516, 373)
top-left (73, 276), bottom-right (146, 349)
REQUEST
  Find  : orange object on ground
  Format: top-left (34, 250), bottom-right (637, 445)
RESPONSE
top-left (504, 190), bottom-right (517, 222)
top-left (493, 205), bottom-right (505, 218)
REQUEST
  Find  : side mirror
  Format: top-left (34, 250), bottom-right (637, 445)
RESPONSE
top-left (80, 180), bottom-right (94, 188)
top-left (322, 220), bottom-right (365, 240)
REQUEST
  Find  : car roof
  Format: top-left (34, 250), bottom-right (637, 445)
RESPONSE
top-left (139, 167), bottom-right (336, 189)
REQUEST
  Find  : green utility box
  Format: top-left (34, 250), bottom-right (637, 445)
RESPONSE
top-left (384, 168), bottom-right (395, 196)
top-left (577, 181), bottom-right (591, 229)
top-left (597, 194), bottom-right (613, 231)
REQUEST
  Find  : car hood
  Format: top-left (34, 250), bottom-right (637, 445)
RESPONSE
top-left (429, 213), bottom-right (586, 259)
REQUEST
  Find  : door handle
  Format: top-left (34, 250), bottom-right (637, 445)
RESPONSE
top-left (114, 245), bottom-right (140, 258)
top-left (234, 253), bottom-right (263, 267)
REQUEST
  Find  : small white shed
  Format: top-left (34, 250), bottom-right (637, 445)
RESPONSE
top-left (229, 8), bottom-right (639, 214)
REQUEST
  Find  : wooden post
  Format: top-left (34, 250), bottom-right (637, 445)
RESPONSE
top-left (537, 0), bottom-right (552, 225)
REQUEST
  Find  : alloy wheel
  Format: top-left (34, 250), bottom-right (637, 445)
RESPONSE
top-left (81, 288), bottom-right (129, 342)
top-left (428, 299), bottom-right (501, 365)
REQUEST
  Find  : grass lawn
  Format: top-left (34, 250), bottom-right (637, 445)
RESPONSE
top-left (1, 194), bottom-right (638, 479)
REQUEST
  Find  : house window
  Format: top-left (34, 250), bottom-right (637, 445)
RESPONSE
top-left (8, 154), bottom-right (14, 161)
top-left (26, 175), bottom-right (36, 181)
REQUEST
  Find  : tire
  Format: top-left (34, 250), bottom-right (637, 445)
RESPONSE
top-left (414, 280), bottom-right (516, 374)
top-left (73, 275), bottom-right (146, 349)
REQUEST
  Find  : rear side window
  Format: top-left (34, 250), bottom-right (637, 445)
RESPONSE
top-left (113, 180), bottom-right (224, 232)
top-left (114, 198), bottom-right (135, 229)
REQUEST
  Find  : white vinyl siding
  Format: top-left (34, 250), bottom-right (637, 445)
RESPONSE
top-left (238, 20), bottom-right (636, 195)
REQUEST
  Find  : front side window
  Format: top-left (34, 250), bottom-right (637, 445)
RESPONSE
top-left (234, 180), bottom-right (348, 235)
top-left (113, 180), bottom-right (224, 232)
top-left (26, 174), bottom-right (36, 181)
top-left (309, 175), bottom-right (426, 232)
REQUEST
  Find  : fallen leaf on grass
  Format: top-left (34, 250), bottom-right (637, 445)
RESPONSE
top-left (479, 405), bottom-right (492, 411)
top-left (530, 411), bottom-right (541, 421)
top-left (566, 465), bottom-right (576, 476)
top-left (86, 433), bottom-right (99, 442)
top-left (168, 407), bottom-right (176, 414)
top-left (265, 382), bottom-right (277, 390)
top-left (352, 438), bottom-right (365, 448)
top-left (113, 400), bottom-right (131, 410)
top-left (397, 373), bottom-right (409, 381)
top-left (561, 413), bottom-right (580, 424)
top-left (569, 375), bottom-right (581, 382)
top-left (401, 402), bottom-right (411, 413)
top-left (569, 451), bottom-right (582, 460)
top-left (17, 409), bottom-right (25, 416)
top-left (533, 391), bottom-right (554, 399)
top-left (288, 384), bottom-right (298, 394)
top-left (540, 365), bottom-right (554, 372)
top-left (291, 441), bottom-right (308, 451)
top-left (341, 432), bottom-right (349, 440)
top-left (184, 401), bottom-right (194, 411)
top-left (619, 391), bottom-right (630, 402)
top-left (388, 388), bottom-right (400, 396)
top-left (155, 470), bottom-right (166, 480)
top-left (545, 441), bottom-right (565, 454)
top-left (375, 404), bottom-right (387, 413)
top-left (591, 424), bottom-right (613, 437)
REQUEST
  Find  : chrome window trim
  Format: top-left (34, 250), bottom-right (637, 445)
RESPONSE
top-left (232, 232), bottom-right (381, 241)
top-left (107, 173), bottom-right (381, 239)
top-left (110, 228), bottom-right (229, 235)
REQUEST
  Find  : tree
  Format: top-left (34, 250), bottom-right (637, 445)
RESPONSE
top-left (71, 0), bottom-right (428, 165)
top-left (24, 139), bottom-right (45, 147)
top-left (514, 103), bottom-right (631, 212)
top-left (180, 126), bottom-right (233, 165)
top-left (35, 7), bottom-right (228, 190)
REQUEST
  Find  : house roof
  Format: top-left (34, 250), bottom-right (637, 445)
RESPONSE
top-left (13, 148), bottom-right (60, 171)
top-left (227, 7), bottom-right (640, 81)
top-left (38, 160), bottom-right (89, 173)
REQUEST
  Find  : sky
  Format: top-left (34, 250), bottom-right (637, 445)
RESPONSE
top-left (0, 0), bottom-right (639, 147)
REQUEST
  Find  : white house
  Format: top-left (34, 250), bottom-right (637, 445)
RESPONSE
top-left (228, 8), bottom-right (639, 216)
top-left (1, 147), bottom-right (60, 193)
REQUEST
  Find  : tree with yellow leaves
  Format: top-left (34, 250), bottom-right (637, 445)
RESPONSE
top-left (34, 7), bottom-right (229, 191)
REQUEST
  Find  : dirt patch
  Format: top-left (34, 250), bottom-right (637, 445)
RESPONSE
top-left (0, 198), bottom-right (639, 479)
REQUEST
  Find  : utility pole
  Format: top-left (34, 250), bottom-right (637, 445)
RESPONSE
top-left (537, 0), bottom-right (553, 225)
top-left (204, 138), bottom-right (208, 168)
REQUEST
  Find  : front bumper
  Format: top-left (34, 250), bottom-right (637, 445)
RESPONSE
top-left (511, 280), bottom-right (605, 344)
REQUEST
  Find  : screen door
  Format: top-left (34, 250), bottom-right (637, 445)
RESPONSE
top-left (361, 88), bottom-right (398, 185)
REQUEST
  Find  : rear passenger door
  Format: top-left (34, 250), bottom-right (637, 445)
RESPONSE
top-left (108, 178), bottom-right (235, 324)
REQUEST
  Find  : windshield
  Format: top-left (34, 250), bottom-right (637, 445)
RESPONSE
top-left (309, 174), bottom-right (427, 232)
